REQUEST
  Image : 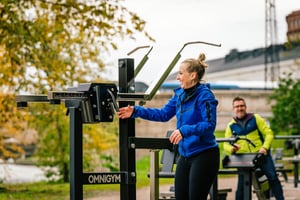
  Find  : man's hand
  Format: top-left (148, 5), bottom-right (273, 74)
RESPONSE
top-left (259, 147), bottom-right (268, 155)
top-left (232, 144), bottom-right (241, 153)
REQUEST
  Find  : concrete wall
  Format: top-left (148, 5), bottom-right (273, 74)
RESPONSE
top-left (133, 89), bottom-right (274, 159)
top-left (135, 89), bottom-right (274, 138)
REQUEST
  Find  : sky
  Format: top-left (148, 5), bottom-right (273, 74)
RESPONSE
top-left (105, 0), bottom-right (300, 85)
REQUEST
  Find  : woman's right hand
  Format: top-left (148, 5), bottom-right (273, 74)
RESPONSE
top-left (169, 129), bottom-right (183, 144)
top-left (118, 105), bottom-right (134, 119)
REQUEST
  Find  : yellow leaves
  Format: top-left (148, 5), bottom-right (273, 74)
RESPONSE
top-left (0, 0), bottom-right (151, 175)
top-left (39, 2), bottom-right (49, 10)
top-left (83, 122), bottom-right (118, 152)
top-left (0, 92), bottom-right (30, 160)
top-left (82, 121), bottom-right (119, 171)
top-left (0, 93), bottom-right (27, 129)
top-left (0, 140), bottom-right (25, 160)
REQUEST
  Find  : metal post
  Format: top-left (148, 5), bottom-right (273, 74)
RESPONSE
top-left (118, 58), bottom-right (136, 200)
top-left (150, 150), bottom-right (159, 200)
top-left (240, 169), bottom-right (252, 200)
top-left (293, 139), bottom-right (299, 187)
top-left (69, 105), bottom-right (83, 200)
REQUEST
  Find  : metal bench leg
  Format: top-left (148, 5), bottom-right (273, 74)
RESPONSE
top-left (150, 150), bottom-right (159, 200)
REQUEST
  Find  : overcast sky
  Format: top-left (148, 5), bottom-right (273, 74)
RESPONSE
top-left (106, 0), bottom-right (299, 84)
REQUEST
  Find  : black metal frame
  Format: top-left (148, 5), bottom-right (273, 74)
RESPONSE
top-left (15, 41), bottom-right (222, 200)
top-left (275, 135), bottom-right (300, 188)
top-left (222, 153), bottom-right (264, 200)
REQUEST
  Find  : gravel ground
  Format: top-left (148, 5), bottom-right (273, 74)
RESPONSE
top-left (86, 175), bottom-right (300, 200)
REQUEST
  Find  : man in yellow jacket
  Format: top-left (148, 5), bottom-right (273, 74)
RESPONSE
top-left (223, 96), bottom-right (284, 200)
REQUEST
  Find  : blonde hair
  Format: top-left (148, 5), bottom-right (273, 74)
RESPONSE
top-left (182, 53), bottom-right (208, 82)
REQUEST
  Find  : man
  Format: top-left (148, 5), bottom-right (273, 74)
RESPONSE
top-left (223, 96), bottom-right (284, 200)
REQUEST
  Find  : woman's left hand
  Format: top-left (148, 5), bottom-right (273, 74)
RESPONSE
top-left (169, 129), bottom-right (183, 144)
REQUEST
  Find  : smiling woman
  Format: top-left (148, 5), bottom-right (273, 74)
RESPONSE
top-left (117, 52), bottom-right (220, 200)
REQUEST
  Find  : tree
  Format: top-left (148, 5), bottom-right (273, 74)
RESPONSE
top-left (269, 59), bottom-right (300, 135)
top-left (0, 0), bottom-right (153, 182)
top-left (0, 93), bottom-right (26, 160)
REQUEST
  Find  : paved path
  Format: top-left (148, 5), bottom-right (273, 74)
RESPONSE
top-left (86, 176), bottom-right (300, 200)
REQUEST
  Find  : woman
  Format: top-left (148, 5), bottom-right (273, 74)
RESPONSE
top-left (118, 53), bottom-right (219, 200)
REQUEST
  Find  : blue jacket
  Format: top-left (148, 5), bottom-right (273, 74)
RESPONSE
top-left (132, 84), bottom-right (219, 158)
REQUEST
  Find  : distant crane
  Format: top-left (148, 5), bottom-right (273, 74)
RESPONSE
top-left (265, 0), bottom-right (280, 88)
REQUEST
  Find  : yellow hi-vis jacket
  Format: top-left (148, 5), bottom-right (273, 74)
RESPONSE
top-left (223, 113), bottom-right (274, 155)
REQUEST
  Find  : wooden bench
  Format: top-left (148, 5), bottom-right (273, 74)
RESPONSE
top-left (151, 149), bottom-right (233, 200)
top-left (272, 148), bottom-right (293, 182)
top-left (214, 188), bottom-right (233, 200)
top-left (148, 146), bottom-right (176, 200)
top-left (148, 131), bottom-right (232, 200)
top-left (218, 169), bottom-right (239, 175)
top-left (209, 169), bottom-right (236, 200)
top-left (275, 164), bottom-right (292, 182)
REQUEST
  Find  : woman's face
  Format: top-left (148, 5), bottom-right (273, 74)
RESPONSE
top-left (176, 62), bottom-right (196, 89)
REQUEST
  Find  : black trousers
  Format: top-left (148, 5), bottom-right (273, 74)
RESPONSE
top-left (175, 147), bottom-right (220, 200)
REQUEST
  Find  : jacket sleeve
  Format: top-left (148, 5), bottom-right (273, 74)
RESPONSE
top-left (223, 121), bottom-right (234, 155)
top-left (131, 94), bottom-right (176, 122)
top-left (255, 114), bottom-right (274, 150)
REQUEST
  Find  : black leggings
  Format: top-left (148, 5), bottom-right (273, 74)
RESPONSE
top-left (175, 147), bottom-right (220, 200)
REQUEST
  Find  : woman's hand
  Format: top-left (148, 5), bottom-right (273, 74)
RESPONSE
top-left (118, 105), bottom-right (134, 119)
top-left (169, 129), bottom-right (183, 144)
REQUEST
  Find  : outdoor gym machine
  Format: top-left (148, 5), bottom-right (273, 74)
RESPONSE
top-left (222, 136), bottom-right (268, 200)
top-left (15, 41), bottom-right (221, 200)
top-left (274, 135), bottom-right (300, 188)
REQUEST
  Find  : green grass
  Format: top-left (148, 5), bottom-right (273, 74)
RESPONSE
top-left (0, 131), bottom-right (295, 199)
top-left (0, 182), bottom-right (69, 200)
top-left (0, 155), bottom-right (168, 199)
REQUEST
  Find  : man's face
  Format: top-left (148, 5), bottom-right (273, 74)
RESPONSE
top-left (233, 100), bottom-right (247, 119)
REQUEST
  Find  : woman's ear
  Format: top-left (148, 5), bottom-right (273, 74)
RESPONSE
top-left (190, 72), bottom-right (197, 80)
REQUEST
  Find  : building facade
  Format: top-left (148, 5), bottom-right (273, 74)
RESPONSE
top-left (286, 10), bottom-right (300, 42)
top-left (165, 9), bottom-right (300, 87)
